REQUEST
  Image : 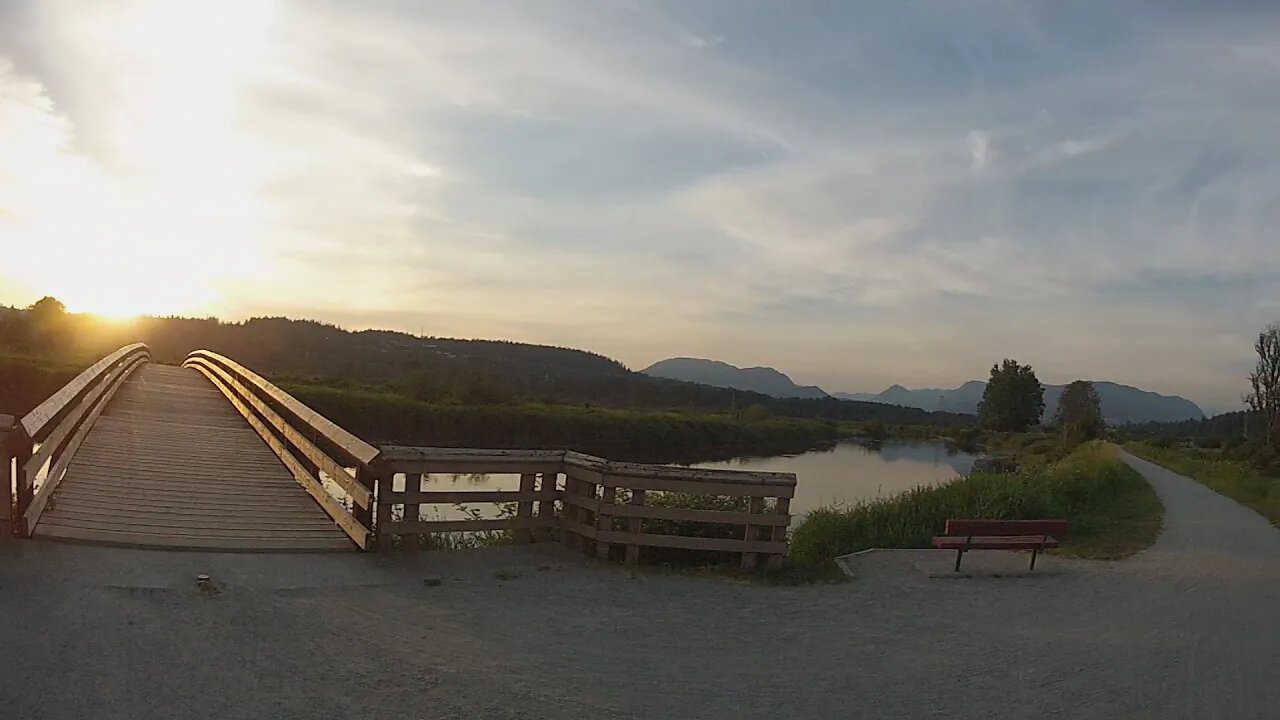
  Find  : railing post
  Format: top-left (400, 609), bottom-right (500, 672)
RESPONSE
top-left (625, 489), bottom-right (645, 566)
top-left (560, 476), bottom-right (579, 550)
top-left (595, 486), bottom-right (616, 560)
top-left (538, 470), bottom-right (558, 530)
top-left (515, 473), bottom-right (536, 544)
top-left (1, 414), bottom-right (15, 536)
top-left (767, 497), bottom-right (790, 571)
top-left (741, 497), bottom-right (765, 570)
top-left (354, 465), bottom-right (375, 545)
top-left (12, 434), bottom-right (33, 538)
top-left (578, 478), bottom-right (598, 557)
top-left (402, 473), bottom-right (423, 552)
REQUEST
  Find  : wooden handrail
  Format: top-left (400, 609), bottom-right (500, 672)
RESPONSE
top-left (19, 343), bottom-right (148, 441)
top-left (11, 343), bottom-right (149, 536)
top-left (23, 355), bottom-right (147, 535)
top-left (182, 350), bottom-right (379, 550)
top-left (185, 357), bottom-right (373, 510)
top-left (183, 350), bottom-right (379, 467)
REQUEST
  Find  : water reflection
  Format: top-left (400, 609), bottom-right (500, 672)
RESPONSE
top-left (395, 441), bottom-right (975, 523)
top-left (693, 441), bottom-right (976, 519)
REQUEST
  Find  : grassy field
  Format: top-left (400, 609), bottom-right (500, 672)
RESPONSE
top-left (0, 353), bottom-right (85, 417)
top-left (283, 382), bottom-right (842, 463)
top-left (789, 441), bottom-right (1164, 566)
top-left (1124, 441), bottom-right (1280, 527)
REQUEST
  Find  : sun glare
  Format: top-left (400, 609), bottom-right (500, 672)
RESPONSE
top-left (0, 0), bottom-right (280, 318)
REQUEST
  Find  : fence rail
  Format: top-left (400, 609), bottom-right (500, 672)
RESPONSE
top-left (375, 447), bottom-right (560, 549)
top-left (6, 343), bottom-right (150, 536)
top-left (375, 448), bottom-right (797, 568)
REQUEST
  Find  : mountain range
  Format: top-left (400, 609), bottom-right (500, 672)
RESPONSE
top-left (642, 357), bottom-right (1205, 424)
top-left (641, 358), bottom-right (828, 399)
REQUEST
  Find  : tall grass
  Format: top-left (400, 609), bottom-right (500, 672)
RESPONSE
top-left (1124, 441), bottom-right (1280, 527)
top-left (789, 442), bottom-right (1163, 565)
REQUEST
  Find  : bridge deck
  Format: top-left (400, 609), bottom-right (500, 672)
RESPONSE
top-left (36, 364), bottom-right (353, 552)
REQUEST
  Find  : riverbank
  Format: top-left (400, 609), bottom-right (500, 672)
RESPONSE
top-left (788, 442), bottom-right (1163, 567)
top-left (1123, 441), bottom-right (1280, 526)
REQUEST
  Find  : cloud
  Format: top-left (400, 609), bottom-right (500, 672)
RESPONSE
top-left (967, 131), bottom-right (993, 171)
top-left (2, 0), bottom-right (1280, 411)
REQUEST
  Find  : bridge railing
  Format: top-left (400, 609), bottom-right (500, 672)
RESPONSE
top-left (5, 343), bottom-right (150, 536)
top-left (375, 447), bottom-right (562, 549)
top-left (183, 350), bottom-right (380, 550)
top-left (374, 448), bottom-right (796, 568)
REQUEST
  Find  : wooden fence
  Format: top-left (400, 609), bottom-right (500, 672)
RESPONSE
top-left (374, 447), bottom-right (562, 549)
top-left (9, 347), bottom-right (799, 568)
top-left (374, 448), bottom-right (797, 569)
top-left (181, 353), bottom-right (798, 566)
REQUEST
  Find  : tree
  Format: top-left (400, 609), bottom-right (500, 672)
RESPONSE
top-left (27, 296), bottom-right (67, 320)
top-left (1054, 380), bottom-right (1104, 446)
top-left (1244, 323), bottom-right (1280, 448)
top-left (25, 296), bottom-right (70, 351)
top-left (978, 359), bottom-right (1044, 432)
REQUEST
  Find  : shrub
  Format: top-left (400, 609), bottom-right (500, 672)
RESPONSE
top-left (789, 442), bottom-right (1160, 564)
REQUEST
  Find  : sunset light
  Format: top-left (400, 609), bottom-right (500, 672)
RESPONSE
top-left (0, 0), bottom-right (277, 319)
top-left (1, 0), bottom-right (1278, 411)
top-left (1, 4), bottom-right (1279, 717)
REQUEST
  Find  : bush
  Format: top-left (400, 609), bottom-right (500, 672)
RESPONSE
top-left (736, 404), bottom-right (773, 423)
top-left (952, 426), bottom-right (982, 453)
top-left (860, 420), bottom-right (888, 442)
top-left (789, 442), bottom-right (1162, 564)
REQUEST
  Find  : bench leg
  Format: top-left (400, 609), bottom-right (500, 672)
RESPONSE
top-left (954, 548), bottom-right (964, 573)
top-left (1029, 547), bottom-right (1039, 570)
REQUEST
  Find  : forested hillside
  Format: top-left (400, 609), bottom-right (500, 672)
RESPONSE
top-left (0, 299), bottom-right (971, 428)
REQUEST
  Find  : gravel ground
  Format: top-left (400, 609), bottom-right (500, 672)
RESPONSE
top-left (1, 447), bottom-right (1276, 719)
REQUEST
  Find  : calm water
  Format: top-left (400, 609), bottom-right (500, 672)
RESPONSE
top-left (694, 441), bottom-right (977, 520)
top-left (398, 440), bottom-right (975, 522)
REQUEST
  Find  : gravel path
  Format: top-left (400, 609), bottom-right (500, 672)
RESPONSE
top-left (1, 447), bottom-right (1276, 719)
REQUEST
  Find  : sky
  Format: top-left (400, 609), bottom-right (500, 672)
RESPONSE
top-left (1, 1), bottom-right (1278, 413)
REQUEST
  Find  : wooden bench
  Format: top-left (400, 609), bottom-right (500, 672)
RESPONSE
top-left (932, 519), bottom-right (1068, 572)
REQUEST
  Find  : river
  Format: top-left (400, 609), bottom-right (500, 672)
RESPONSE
top-left (404, 440), bottom-right (975, 523)
top-left (693, 440), bottom-right (977, 520)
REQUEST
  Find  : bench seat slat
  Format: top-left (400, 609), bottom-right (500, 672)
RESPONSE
top-left (932, 535), bottom-right (1061, 550)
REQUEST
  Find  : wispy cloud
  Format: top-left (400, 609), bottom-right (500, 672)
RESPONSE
top-left (1, 0), bottom-right (1278, 411)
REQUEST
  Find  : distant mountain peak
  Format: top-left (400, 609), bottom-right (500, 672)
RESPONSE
top-left (640, 357), bottom-right (829, 399)
top-left (836, 379), bottom-right (1203, 424)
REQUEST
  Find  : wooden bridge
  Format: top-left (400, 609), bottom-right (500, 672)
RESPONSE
top-left (2, 344), bottom-right (797, 567)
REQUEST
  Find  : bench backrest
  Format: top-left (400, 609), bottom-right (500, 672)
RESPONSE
top-left (944, 519), bottom-right (1068, 538)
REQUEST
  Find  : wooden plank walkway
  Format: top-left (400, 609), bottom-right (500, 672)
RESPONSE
top-left (36, 364), bottom-right (353, 552)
